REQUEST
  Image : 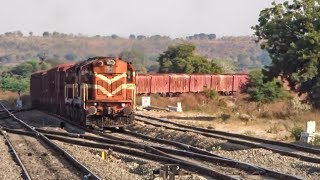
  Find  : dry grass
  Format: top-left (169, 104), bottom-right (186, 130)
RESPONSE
top-left (0, 91), bottom-right (30, 106)
top-left (140, 92), bottom-right (320, 141)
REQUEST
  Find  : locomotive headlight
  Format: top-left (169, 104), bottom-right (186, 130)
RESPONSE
top-left (106, 59), bottom-right (115, 66)
top-left (121, 103), bottom-right (125, 107)
top-left (97, 61), bottom-right (104, 66)
top-left (88, 106), bottom-right (97, 115)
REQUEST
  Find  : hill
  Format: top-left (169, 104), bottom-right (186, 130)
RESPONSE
top-left (0, 32), bottom-right (270, 72)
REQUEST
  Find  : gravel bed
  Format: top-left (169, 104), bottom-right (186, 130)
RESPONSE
top-left (0, 135), bottom-right (23, 180)
top-left (0, 118), bottom-right (25, 129)
top-left (130, 122), bottom-right (320, 179)
top-left (7, 133), bottom-right (81, 179)
top-left (53, 140), bottom-right (210, 180)
top-left (12, 110), bottom-right (196, 179)
top-left (53, 140), bottom-right (161, 180)
top-left (110, 132), bottom-right (180, 149)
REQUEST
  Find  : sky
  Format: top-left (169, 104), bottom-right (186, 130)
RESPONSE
top-left (0, 0), bottom-right (288, 38)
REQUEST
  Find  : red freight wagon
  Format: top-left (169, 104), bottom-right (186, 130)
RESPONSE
top-left (169, 74), bottom-right (190, 93)
top-left (150, 74), bottom-right (170, 94)
top-left (136, 75), bottom-right (151, 94)
top-left (211, 75), bottom-right (233, 93)
top-left (47, 66), bottom-right (60, 111)
top-left (233, 74), bottom-right (249, 92)
top-left (211, 75), bottom-right (220, 92)
top-left (30, 71), bottom-right (45, 107)
top-left (189, 74), bottom-right (211, 93)
top-left (41, 72), bottom-right (48, 108)
top-left (57, 63), bottom-right (74, 115)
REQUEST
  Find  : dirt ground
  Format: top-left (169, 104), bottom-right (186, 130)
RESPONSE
top-left (137, 93), bottom-right (320, 142)
top-left (138, 110), bottom-right (293, 141)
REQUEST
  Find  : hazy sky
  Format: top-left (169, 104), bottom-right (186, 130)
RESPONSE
top-left (0, 0), bottom-right (288, 37)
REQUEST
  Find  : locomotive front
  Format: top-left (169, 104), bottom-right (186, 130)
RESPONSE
top-left (65, 57), bottom-right (136, 128)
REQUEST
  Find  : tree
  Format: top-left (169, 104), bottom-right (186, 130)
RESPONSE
top-left (137, 35), bottom-right (146, 40)
top-left (119, 49), bottom-right (152, 73)
top-left (158, 44), bottom-right (223, 74)
top-left (0, 76), bottom-right (29, 92)
top-left (9, 60), bottom-right (51, 77)
top-left (129, 34), bottom-right (135, 40)
top-left (65, 53), bottom-right (78, 61)
top-left (237, 54), bottom-right (252, 69)
top-left (253, 0), bottom-right (320, 107)
top-left (43, 31), bottom-right (50, 37)
top-left (111, 34), bottom-right (118, 39)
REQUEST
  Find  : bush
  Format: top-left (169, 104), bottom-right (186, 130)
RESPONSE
top-left (0, 77), bottom-right (29, 92)
top-left (220, 113), bottom-right (231, 121)
top-left (312, 135), bottom-right (320, 146)
top-left (204, 89), bottom-right (218, 99)
top-left (290, 96), bottom-right (312, 111)
top-left (290, 126), bottom-right (304, 141)
top-left (246, 70), bottom-right (288, 103)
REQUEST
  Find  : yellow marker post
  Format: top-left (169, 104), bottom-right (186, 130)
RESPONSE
top-left (101, 151), bottom-right (107, 160)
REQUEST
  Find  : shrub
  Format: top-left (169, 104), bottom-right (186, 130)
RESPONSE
top-left (0, 77), bottom-right (29, 92)
top-left (312, 135), bottom-right (320, 146)
top-left (220, 113), bottom-right (231, 121)
top-left (290, 96), bottom-right (312, 111)
top-left (290, 126), bottom-right (304, 141)
top-left (204, 89), bottom-right (218, 99)
top-left (267, 123), bottom-right (281, 134)
top-left (246, 70), bottom-right (288, 103)
top-left (259, 111), bottom-right (272, 118)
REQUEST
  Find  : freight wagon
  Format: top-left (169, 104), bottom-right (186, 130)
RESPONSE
top-left (136, 74), bottom-right (248, 96)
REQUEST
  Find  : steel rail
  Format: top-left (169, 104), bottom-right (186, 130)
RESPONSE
top-left (121, 130), bottom-right (302, 179)
top-left (0, 127), bottom-right (32, 180)
top-left (3, 127), bottom-right (237, 180)
top-left (136, 114), bottom-right (320, 154)
top-left (135, 115), bottom-right (320, 164)
top-left (5, 110), bottom-right (239, 179)
top-left (0, 102), bottom-right (101, 180)
top-left (3, 127), bottom-right (302, 180)
top-left (42, 110), bottom-right (305, 179)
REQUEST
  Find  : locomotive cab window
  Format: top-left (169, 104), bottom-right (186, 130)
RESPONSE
top-left (127, 68), bottom-right (133, 82)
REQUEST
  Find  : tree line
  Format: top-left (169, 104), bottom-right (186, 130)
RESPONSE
top-left (0, 33), bottom-right (269, 72)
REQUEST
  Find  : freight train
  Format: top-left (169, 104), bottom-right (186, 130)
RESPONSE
top-left (30, 57), bottom-right (136, 128)
top-left (136, 74), bottom-right (248, 96)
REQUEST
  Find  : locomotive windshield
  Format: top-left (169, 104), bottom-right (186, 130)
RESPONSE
top-left (127, 68), bottom-right (133, 82)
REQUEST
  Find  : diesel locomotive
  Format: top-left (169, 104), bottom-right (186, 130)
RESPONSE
top-left (30, 57), bottom-right (136, 128)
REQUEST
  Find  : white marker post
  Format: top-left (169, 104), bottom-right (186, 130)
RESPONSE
top-left (141, 96), bottom-right (151, 108)
top-left (300, 121), bottom-right (317, 143)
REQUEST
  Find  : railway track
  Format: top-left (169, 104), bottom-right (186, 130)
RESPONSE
top-left (1, 108), bottom-right (242, 179)
top-left (135, 114), bottom-right (320, 163)
top-left (6, 108), bottom-right (305, 179)
top-left (0, 127), bottom-right (31, 180)
top-left (4, 107), bottom-right (318, 179)
top-left (4, 122), bottom-right (303, 180)
top-left (0, 102), bottom-right (101, 180)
